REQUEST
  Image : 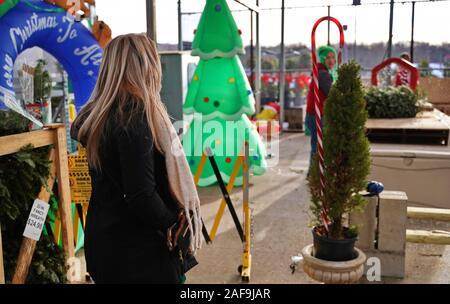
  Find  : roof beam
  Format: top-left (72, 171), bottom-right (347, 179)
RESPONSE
top-left (234, 0), bottom-right (259, 12)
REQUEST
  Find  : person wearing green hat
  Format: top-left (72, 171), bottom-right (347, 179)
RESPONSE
top-left (305, 45), bottom-right (338, 173)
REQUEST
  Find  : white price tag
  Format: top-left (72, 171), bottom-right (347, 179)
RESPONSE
top-left (23, 199), bottom-right (50, 241)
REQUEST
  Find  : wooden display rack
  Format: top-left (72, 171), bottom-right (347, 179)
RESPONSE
top-left (0, 124), bottom-right (74, 284)
top-left (366, 109), bottom-right (450, 146)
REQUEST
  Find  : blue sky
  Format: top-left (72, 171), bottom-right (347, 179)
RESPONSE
top-left (95, 0), bottom-right (450, 46)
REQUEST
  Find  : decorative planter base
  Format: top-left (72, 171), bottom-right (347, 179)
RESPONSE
top-left (301, 244), bottom-right (366, 284)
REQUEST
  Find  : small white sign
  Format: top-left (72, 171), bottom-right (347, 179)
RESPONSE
top-left (23, 199), bottom-right (50, 241)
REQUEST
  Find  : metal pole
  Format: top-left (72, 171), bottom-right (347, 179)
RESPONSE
top-left (0, 224), bottom-right (5, 284)
top-left (410, 1), bottom-right (415, 62)
top-left (146, 0), bottom-right (157, 42)
top-left (255, 0), bottom-right (261, 113)
top-left (279, 0), bottom-right (285, 125)
top-left (387, 0), bottom-right (394, 58)
top-left (250, 10), bottom-right (254, 90)
top-left (62, 71), bottom-right (75, 153)
top-left (178, 0), bottom-right (183, 51)
top-left (241, 140), bottom-right (251, 280)
top-left (327, 6), bottom-right (331, 46)
top-left (353, 6), bottom-right (357, 60)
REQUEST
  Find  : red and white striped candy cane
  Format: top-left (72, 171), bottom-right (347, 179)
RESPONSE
top-left (311, 16), bottom-right (345, 231)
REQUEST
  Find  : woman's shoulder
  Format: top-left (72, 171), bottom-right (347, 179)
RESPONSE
top-left (109, 104), bottom-right (151, 145)
top-left (70, 107), bottom-right (91, 145)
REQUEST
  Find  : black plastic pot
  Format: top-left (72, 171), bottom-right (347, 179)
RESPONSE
top-left (312, 227), bottom-right (358, 261)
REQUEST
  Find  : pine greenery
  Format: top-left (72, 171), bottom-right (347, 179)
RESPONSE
top-left (33, 59), bottom-right (52, 103)
top-left (308, 62), bottom-right (371, 239)
top-left (365, 85), bottom-right (419, 119)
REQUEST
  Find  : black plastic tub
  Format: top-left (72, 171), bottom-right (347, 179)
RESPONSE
top-left (312, 227), bottom-right (358, 261)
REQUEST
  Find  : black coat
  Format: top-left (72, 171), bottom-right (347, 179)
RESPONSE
top-left (71, 108), bottom-right (181, 283)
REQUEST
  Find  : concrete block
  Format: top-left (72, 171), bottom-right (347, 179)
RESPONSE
top-left (350, 192), bottom-right (407, 279)
top-left (350, 196), bottom-right (377, 250)
top-left (378, 191), bottom-right (408, 252)
top-left (363, 250), bottom-right (405, 279)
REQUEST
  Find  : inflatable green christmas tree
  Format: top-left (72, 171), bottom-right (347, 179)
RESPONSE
top-left (191, 0), bottom-right (244, 59)
top-left (183, 0), bottom-right (267, 187)
top-left (183, 56), bottom-right (255, 121)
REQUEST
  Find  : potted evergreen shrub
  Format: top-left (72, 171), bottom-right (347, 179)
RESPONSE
top-left (28, 59), bottom-right (52, 124)
top-left (303, 62), bottom-right (371, 284)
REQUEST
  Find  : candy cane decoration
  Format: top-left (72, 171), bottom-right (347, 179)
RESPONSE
top-left (311, 16), bottom-right (345, 231)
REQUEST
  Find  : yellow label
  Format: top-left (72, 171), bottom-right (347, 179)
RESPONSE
top-left (68, 150), bottom-right (91, 204)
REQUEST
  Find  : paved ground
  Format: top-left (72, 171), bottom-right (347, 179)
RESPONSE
top-left (188, 132), bottom-right (316, 284)
top-left (77, 132), bottom-right (450, 284)
top-left (187, 132), bottom-right (450, 284)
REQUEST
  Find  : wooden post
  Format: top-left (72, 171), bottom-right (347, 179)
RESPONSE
top-left (52, 125), bottom-right (75, 259)
top-left (407, 207), bottom-right (450, 221)
top-left (11, 242), bottom-right (37, 284)
top-left (0, 224), bottom-right (5, 284)
top-left (406, 229), bottom-right (450, 245)
top-left (12, 149), bottom-right (56, 284)
top-left (0, 130), bottom-right (54, 156)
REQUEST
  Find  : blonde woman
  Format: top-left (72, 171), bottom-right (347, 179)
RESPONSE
top-left (71, 34), bottom-right (202, 284)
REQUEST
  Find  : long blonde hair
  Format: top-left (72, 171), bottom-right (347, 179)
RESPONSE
top-left (77, 33), bottom-right (171, 169)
